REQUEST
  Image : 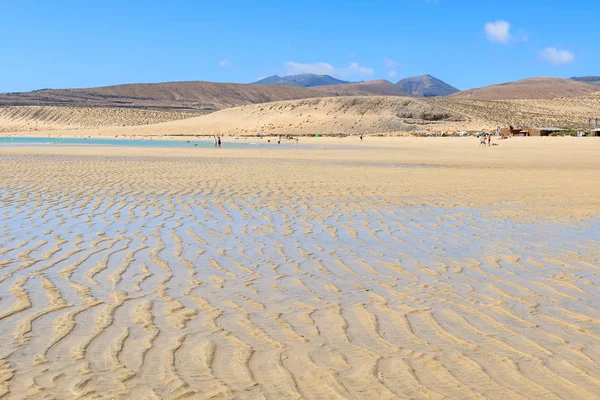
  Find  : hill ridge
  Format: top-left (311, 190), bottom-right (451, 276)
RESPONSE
top-left (253, 74), bottom-right (351, 87)
top-left (396, 75), bottom-right (459, 97)
top-left (450, 77), bottom-right (599, 100)
top-left (311, 80), bottom-right (407, 96)
top-left (570, 76), bottom-right (600, 87)
top-left (0, 81), bottom-right (327, 111)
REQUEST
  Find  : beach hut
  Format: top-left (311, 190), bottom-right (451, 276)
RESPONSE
top-left (525, 127), bottom-right (566, 136)
top-left (500, 128), bottom-right (524, 137)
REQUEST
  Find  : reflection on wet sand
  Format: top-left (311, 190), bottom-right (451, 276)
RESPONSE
top-left (0, 153), bottom-right (599, 399)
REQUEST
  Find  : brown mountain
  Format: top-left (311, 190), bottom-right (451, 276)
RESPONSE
top-left (395, 75), bottom-right (459, 97)
top-left (570, 76), bottom-right (600, 87)
top-left (311, 80), bottom-right (407, 96)
top-left (450, 77), bottom-right (599, 100)
top-left (253, 74), bottom-right (351, 87)
top-left (0, 81), bottom-right (327, 111)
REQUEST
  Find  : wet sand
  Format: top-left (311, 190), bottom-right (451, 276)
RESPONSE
top-left (0, 139), bottom-right (599, 399)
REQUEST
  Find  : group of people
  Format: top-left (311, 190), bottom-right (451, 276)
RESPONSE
top-left (213, 135), bottom-right (222, 148)
top-left (479, 133), bottom-right (493, 147)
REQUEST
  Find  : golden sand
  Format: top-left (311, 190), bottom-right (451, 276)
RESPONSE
top-left (0, 138), bottom-right (598, 399)
top-left (0, 106), bottom-right (204, 133)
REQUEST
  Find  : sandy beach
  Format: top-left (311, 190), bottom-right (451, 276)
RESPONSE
top-left (0, 137), bottom-right (599, 399)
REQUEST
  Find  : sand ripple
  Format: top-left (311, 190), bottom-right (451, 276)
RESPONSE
top-left (0, 155), bottom-right (598, 399)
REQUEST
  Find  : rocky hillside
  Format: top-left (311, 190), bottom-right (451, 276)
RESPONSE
top-left (396, 75), bottom-right (459, 97)
top-left (0, 81), bottom-right (327, 111)
top-left (450, 77), bottom-right (599, 100)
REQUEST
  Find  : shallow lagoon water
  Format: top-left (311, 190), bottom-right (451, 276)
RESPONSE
top-left (0, 136), bottom-right (281, 149)
top-left (0, 154), bottom-right (599, 399)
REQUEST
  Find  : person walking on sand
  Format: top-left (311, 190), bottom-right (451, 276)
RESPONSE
top-left (277, 135), bottom-right (281, 144)
top-left (488, 134), bottom-right (491, 147)
top-left (213, 135), bottom-right (217, 148)
top-left (295, 137), bottom-right (299, 145)
top-left (360, 135), bottom-right (363, 141)
top-left (217, 136), bottom-right (222, 148)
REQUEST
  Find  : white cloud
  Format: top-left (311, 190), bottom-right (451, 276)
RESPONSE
top-left (283, 61), bottom-right (373, 78)
top-left (539, 47), bottom-right (575, 65)
top-left (284, 61), bottom-right (335, 75)
top-left (218, 59), bottom-right (231, 67)
top-left (349, 62), bottom-right (374, 76)
top-left (485, 20), bottom-right (511, 44)
top-left (383, 57), bottom-right (398, 69)
top-left (383, 57), bottom-right (401, 79)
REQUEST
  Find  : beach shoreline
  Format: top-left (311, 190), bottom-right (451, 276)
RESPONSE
top-left (1, 137), bottom-right (599, 219)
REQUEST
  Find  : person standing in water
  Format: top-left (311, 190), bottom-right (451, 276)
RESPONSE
top-left (213, 136), bottom-right (217, 148)
top-left (277, 135), bottom-right (281, 144)
top-left (217, 136), bottom-right (222, 148)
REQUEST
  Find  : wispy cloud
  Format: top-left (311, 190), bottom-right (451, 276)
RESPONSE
top-left (218, 59), bottom-right (231, 67)
top-left (284, 61), bottom-right (335, 75)
top-left (538, 47), bottom-right (575, 65)
top-left (283, 61), bottom-right (373, 78)
top-left (485, 20), bottom-right (511, 44)
top-left (349, 62), bottom-right (374, 76)
top-left (383, 57), bottom-right (399, 80)
top-left (383, 57), bottom-right (398, 69)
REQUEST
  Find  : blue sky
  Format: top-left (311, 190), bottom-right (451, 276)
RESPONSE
top-left (1, 0), bottom-right (597, 92)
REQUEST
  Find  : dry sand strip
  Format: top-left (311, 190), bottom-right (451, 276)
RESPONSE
top-left (0, 141), bottom-right (598, 399)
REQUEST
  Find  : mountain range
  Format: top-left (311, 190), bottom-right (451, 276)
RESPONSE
top-left (0, 74), bottom-right (464, 110)
top-left (253, 73), bottom-right (459, 97)
top-left (0, 74), bottom-right (598, 112)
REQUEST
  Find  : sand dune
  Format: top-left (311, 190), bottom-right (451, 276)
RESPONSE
top-left (0, 106), bottom-right (203, 133)
top-left (451, 77), bottom-right (599, 100)
top-left (117, 93), bottom-right (600, 136)
top-left (0, 139), bottom-right (598, 399)
top-left (129, 96), bottom-right (463, 136)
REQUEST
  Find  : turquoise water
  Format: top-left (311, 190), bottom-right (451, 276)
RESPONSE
top-left (0, 136), bottom-right (274, 148)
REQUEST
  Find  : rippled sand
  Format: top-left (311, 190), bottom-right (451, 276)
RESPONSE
top-left (0, 140), bottom-right (599, 399)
